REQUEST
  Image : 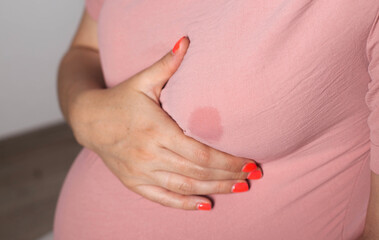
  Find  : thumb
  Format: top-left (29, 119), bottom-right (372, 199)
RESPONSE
top-left (130, 36), bottom-right (190, 103)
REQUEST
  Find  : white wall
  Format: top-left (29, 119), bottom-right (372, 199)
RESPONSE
top-left (0, 1), bottom-right (84, 139)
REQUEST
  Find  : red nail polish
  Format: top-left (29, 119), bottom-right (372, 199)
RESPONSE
top-left (197, 202), bottom-right (212, 210)
top-left (247, 169), bottom-right (262, 180)
top-left (231, 182), bottom-right (249, 193)
top-left (172, 36), bottom-right (186, 54)
top-left (241, 163), bottom-right (257, 172)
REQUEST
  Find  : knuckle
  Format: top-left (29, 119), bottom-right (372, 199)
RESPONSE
top-left (173, 130), bottom-right (186, 145)
top-left (157, 195), bottom-right (171, 208)
top-left (133, 146), bottom-right (155, 162)
top-left (236, 171), bottom-right (249, 180)
top-left (216, 181), bottom-right (224, 194)
top-left (161, 130), bottom-right (178, 148)
top-left (222, 159), bottom-right (235, 172)
top-left (180, 200), bottom-right (192, 210)
top-left (158, 56), bottom-right (172, 72)
top-left (194, 147), bottom-right (211, 166)
top-left (177, 178), bottom-right (194, 194)
top-left (143, 126), bottom-right (159, 139)
top-left (191, 167), bottom-right (210, 180)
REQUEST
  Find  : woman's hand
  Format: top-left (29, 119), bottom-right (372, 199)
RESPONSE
top-left (69, 36), bottom-right (263, 211)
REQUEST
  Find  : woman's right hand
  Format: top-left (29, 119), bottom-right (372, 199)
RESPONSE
top-left (69, 36), bottom-right (263, 211)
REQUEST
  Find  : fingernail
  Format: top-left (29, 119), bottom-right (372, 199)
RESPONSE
top-left (231, 182), bottom-right (249, 193)
top-left (197, 202), bottom-right (212, 211)
top-left (172, 36), bottom-right (186, 54)
top-left (241, 163), bottom-right (257, 172)
top-left (247, 169), bottom-right (262, 180)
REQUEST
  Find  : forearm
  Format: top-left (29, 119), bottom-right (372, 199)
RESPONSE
top-left (57, 46), bottom-right (106, 128)
top-left (361, 171), bottom-right (379, 239)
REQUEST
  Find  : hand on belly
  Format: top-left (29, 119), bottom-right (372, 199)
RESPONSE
top-left (75, 36), bottom-right (263, 212)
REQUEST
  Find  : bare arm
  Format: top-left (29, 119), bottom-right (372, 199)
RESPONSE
top-left (57, 10), bottom-right (104, 132)
top-left (56, 8), bottom-right (262, 211)
top-left (360, 171), bottom-right (379, 239)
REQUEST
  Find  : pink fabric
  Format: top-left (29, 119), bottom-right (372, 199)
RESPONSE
top-left (54, 1), bottom-right (379, 239)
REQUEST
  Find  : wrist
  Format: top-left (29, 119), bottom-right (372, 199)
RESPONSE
top-left (68, 88), bottom-right (106, 148)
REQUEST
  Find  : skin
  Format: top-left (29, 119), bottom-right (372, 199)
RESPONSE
top-left (58, 9), bottom-right (262, 211)
top-left (359, 172), bottom-right (379, 239)
top-left (58, 8), bottom-right (379, 235)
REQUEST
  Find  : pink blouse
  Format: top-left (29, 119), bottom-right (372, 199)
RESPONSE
top-left (53, 1), bottom-right (379, 239)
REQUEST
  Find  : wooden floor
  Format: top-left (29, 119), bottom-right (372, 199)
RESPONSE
top-left (0, 123), bottom-right (81, 240)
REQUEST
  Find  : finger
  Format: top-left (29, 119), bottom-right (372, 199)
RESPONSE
top-left (133, 184), bottom-right (212, 211)
top-left (155, 145), bottom-right (251, 181)
top-left (129, 36), bottom-right (190, 103)
top-left (153, 170), bottom-right (249, 195)
top-left (162, 131), bottom-right (259, 173)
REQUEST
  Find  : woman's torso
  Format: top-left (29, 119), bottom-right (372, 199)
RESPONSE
top-left (54, 1), bottom-right (379, 239)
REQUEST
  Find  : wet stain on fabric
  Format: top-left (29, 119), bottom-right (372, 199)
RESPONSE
top-left (187, 106), bottom-right (223, 142)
